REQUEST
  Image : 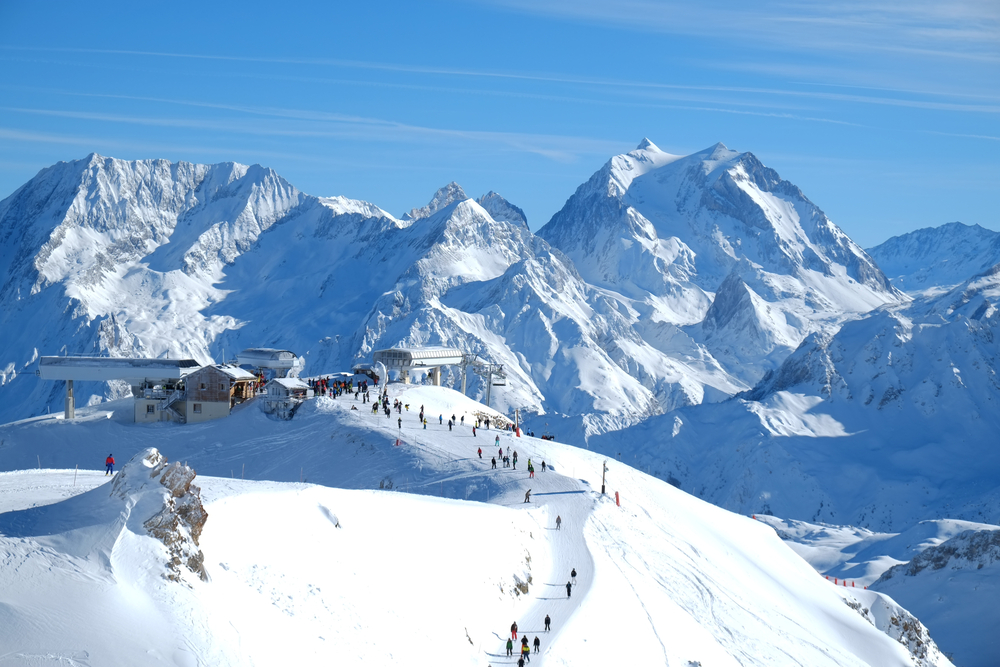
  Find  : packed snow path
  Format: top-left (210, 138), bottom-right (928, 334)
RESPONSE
top-left (327, 385), bottom-right (601, 666)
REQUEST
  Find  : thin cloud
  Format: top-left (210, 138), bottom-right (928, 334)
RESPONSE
top-left (2, 46), bottom-right (994, 115)
top-left (0, 106), bottom-right (627, 164)
top-left (476, 0), bottom-right (1000, 61)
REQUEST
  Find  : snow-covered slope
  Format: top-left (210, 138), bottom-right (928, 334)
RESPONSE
top-left (588, 261), bottom-right (1000, 532)
top-left (867, 222), bottom-right (1000, 294)
top-left (539, 140), bottom-right (901, 381)
top-left (0, 386), bottom-right (952, 666)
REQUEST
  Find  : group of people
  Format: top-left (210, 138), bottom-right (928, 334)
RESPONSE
top-left (504, 568), bottom-right (577, 664)
top-left (488, 445), bottom-right (546, 481)
top-left (507, 620), bottom-right (544, 664)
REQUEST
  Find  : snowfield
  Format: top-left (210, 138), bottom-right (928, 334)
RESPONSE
top-left (0, 385), bottom-right (952, 666)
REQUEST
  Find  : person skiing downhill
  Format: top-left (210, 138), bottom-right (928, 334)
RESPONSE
top-left (533, 636), bottom-right (541, 653)
top-left (105, 454), bottom-right (115, 476)
top-left (521, 638), bottom-right (531, 662)
top-left (524, 489), bottom-right (531, 503)
top-left (566, 581), bottom-right (572, 597)
top-left (544, 614), bottom-right (551, 631)
top-left (478, 447), bottom-right (482, 459)
top-left (506, 638), bottom-right (514, 656)
top-left (511, 621), bottom-right (518, 640)
top-left (555, 515), bottom-right (562, 530)
top-left (571, 568), bottom-right (577, 585)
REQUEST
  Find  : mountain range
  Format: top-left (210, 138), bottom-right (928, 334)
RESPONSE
top-left (0, 141), bottom-right (903, 437)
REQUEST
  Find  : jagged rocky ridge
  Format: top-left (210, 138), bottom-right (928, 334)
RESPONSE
top-left (113, 449), bottom-right (209, 582)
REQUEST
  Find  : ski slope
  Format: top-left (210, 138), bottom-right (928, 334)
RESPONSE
top-left (0, 385), bottom-right (950, 666)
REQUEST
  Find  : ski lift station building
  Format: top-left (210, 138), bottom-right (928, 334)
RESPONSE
top-left (234, 348), bottom-right (303, 378)
top-left (371, 346), bottom-right (463, 385)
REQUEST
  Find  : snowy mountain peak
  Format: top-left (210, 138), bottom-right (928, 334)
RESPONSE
top-left (402, 181), bottom-right (468, 221)
top-left (635, 137), bottom-right (659, 152)
top-left (475, 191), bottom-right (528, 227)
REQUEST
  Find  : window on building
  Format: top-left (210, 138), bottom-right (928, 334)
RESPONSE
top-left (193, 403), bottom-right (202, 414)
top-left (146, 404), bottom-right (155, 414)
top-left (220, 383), bottom-right (226, 391)
top-left (200, 383), bottom-right (206, 390)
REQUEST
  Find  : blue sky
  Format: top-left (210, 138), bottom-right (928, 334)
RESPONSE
top-left (0, 0), bottom-right (997, 247)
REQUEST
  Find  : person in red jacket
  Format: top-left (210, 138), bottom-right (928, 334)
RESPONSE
top-left (105, 454), bottom-right (115, 476)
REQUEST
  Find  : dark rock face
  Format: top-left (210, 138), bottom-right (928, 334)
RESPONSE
top-left (875, 529), bottom-right (1000, 583)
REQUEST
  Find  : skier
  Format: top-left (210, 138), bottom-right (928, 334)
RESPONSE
top-left (556, 515), bottom-right (561, 530)
top-left (105, 454), bottom-right (115, 476)
top-left (498, 447), bottom-right (503, 459)
top-left (448, 420), bottom-right (453, 431)
top-left (506, 638), bottom-right (514, 656)
top-left (521, 638), bottom-right (531, 662)
top-left (495, 434), bottom-right (501, 448)
top-left (524, 489), bottom-right (531, 503)
top-left (566, 581), bottom-right (572, 598)
top-left (423, 418), bottom-right (427, 429)
top-left (533, 636), bottom-right (541, 653)
top-left (439, 414), bottom-right (443, 425)
top-left (491, 457), bottom-right (497, 469)
top-left (472, 425), bottom-right (477, 437)
top-left (460, 415), bottom-right (465, 426)
top-left (541, 461), bottom-right (546, 472)
top-left (544, 614), bottom-right (551, 631)
top-left (571, 568), bottom-right (577, 585)
top-left (518, 658), bottom-right (525, 667)
top-left (397, 417), bottom-right (402, 430)
top-left (512, 451), bottom-right (518, 469)
top-left (528, 462), bottom-right (534, 478)
top-left (511, 621), bottom-right (518, 640)
top-left (477, 447), bottom-right (482, 458)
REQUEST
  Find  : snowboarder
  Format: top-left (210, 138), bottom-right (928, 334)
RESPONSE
top-left (511, 621), bottom-right (518, 640)
top-left (544, 614), bottom-right (551, 631)
top-left (533, 636), bottom-right (541, 653)
top-left (566, 581), bottom-right (572, 597)
top-left (571, 568), bottom-right (577, 585)
top-left (506, 638), bottom-right (514, 656)
top-left (524, 489), bottom-right (531, 503)
top-left (478, 447), bottom-right (482, 459)
top-left (105, 454), bottom-right (115, 476)
top-left (555, 515), bottom-right (561, 530)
